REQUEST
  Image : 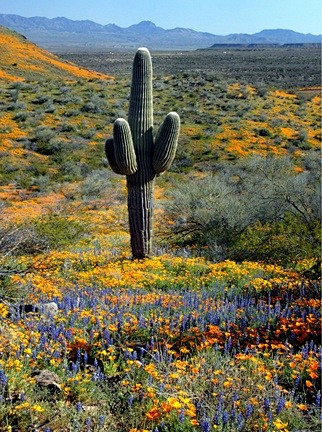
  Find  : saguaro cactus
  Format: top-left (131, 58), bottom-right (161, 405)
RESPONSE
top-left (105, 47), bottom-right (180, 259)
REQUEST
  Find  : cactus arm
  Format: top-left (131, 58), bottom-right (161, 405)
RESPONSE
top-left (113, 118), bottom-right (138, 175)
top-left (153, 112), bottom-right (180, 174)
top-left (105, 138), bottom-right (126, 175)
top-left (128, 47), bottom-right (153, 154)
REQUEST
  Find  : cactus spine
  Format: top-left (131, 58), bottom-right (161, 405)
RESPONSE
top-left (105, 47), bottom-right (180, 259)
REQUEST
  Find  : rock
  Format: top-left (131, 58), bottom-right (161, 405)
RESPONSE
top-left (82, 405), bottom-right (99, 415)
top-left (35, 302), bottom-right (58, 318)
top-left (8, 302), bottom-right (58, 319)
top-left (31, 369), bottom-right (62, 394)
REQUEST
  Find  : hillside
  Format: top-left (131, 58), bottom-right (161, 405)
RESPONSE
top-left (0, 14), bottom-right (320, 50)
top-left (0, 26), bottom-right (112, 81)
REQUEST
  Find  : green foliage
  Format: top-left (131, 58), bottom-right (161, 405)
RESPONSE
top-left (235, 214), bottom-right (321, 262)
top-left (79, 169), bottom-right (112, 200)
top-left (165, 155), bottom-right (321, 263)
top-left (32, 214), bottom-right (88, 250)
top-left (0, 213), bottom-right (88, 257)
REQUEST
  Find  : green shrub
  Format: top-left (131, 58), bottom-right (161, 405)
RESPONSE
top-left (0, 214), bottom-right (88, 256)
top-left (165, 155), bottom-right (321, 262)
top-left (79, 169), bottom-right (112, 200)
top-left (235, 214), bottom-right (321, 262)
top-left (32, 215), bottom-right (88, 250)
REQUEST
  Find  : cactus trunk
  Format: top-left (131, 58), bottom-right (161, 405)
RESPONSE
top-left (105, 47), bottom-right (180, 259)
top-left (127, 176), bottom-right (154, 259)
top-left (127, 48), bottom-right (154, 258)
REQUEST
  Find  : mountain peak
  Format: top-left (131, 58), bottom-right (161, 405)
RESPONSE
top-left (127, 21), bottom-right (161, 33)
top-left (132, 20), bottom-right (157, 28)
top-left (0, 14), bottom-right (320, 50)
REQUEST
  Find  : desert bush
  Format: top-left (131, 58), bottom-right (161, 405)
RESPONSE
top-left (79, 169), bottom-right (112, 200)
top-left (0, 220), bottom-right (47, 257)
top-left (165, 155), bottom-right (321, 262)
top-left (29, 126), bottom-right (58, 154)
top-left (235, 214), bottom-right (321, 262)
top-left (13, 111), bottom-right (29, 122)
top-left (57, 160), bottom-right (82, 181)
top-left (81, 94), bottom-right (107, 114)
top-left (0, 219), bottom-right (46, 299)
top-left (29, 137), bottom-right (65, 156)
top-left (32, 94), bottom-right (50, 105)
top-left (30, 174), bottom-right (52, 192)
top-left (32, 214), bottom-right (88, 250)
top-left (0, 211), bottom-right (88, 258)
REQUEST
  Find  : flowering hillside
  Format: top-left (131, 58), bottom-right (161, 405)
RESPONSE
top-left (0, 26), bottom-right (112, 81)
top-left (0, 37), bottom-right (321, 431)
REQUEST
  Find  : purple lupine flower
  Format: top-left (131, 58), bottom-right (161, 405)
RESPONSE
top-left (267, 410), bottom-right (273, 423)
top-left (92, 371), bottom-right (105, 382)
top-left (230, 408), bottom-right (237, 422)
top-left (75, 401), bottom-right (83, 413)
top-left (179, 409), bottom-right (185, 423)
top-left (52, 350), bottom-right (61, 359)
top-left (0, 371), bottom-right (7, 388)
top-left (255, 333), bottom-right (260, 345)
top-left (315, 392), bottom-right (321, 407)
top-left (302, 344), bottom-right (309, 360)
top-left (98, 415), bottom-right (105, 427)
top-left (200, 418), bottom-right (211, 432)
top-left (294, 375), bottom-right (300, 389)
top-left (237, 413), bottom-right (244, 431)
top-left (82, 317), bottom-right (90, 326)
top-left (123, 350), bottom-right (130, 360)
top-left (245, 403), bottom-right (254, 418)
top-left (213, 414), bottom-right (219, 425)
top-left (225, 337), bottom-right (232, 353)
top-left (76, 348), bottom-right (81, 363)
top-left (65, 329), bottom-right (73, 340)
top-left (71, 362), bottom-right (79, 374)
top-left (263, 397), bottom-right (270, 412)
top-left (128, 395), bottom-right (134, 407)
top-left (85, 417), bottom-right (91, 429)
top-left (276, 396), bottom-right (285, 414)
top-left (222, 410), bottom-right (229, 425)
top-left (195, 401), bottom-right (202, 416)
top-left (39, 332), bottom-right (47, 345)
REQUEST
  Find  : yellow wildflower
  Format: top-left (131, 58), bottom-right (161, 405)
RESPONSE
top-left (31, 404), bottom-right (45, 413)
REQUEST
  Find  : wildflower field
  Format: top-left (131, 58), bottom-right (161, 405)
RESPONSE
top-left (0, 243), bottom-right (321, 431)
top-left (0, 27), bottom-right (321, 431)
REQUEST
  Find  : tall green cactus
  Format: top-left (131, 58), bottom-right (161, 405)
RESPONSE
top-left (105, 47), bottom-right (180, 259)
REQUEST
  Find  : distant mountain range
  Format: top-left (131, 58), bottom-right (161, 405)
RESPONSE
top-left (0, 14), bottom-right (320, 51)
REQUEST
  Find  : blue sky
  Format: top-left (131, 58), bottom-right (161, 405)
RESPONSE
top-left (1, 0), bottom-right (321, 35)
